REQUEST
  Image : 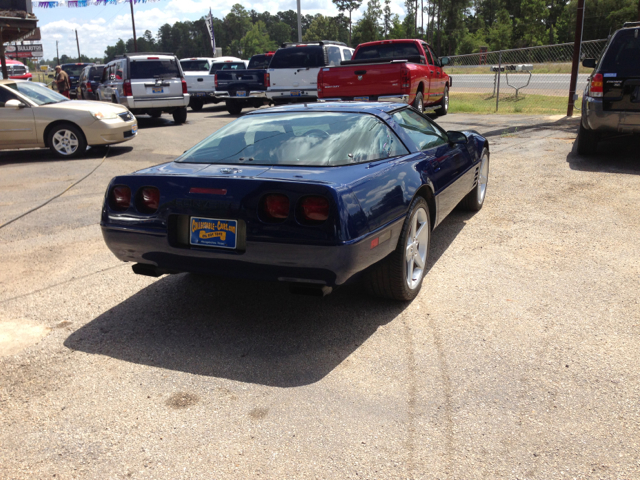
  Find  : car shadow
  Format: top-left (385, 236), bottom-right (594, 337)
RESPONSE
top-left (64, 207), bottom-right (472, 387)
top-left (0, 145), bottom-right (133, 167)
top-left (567, 135), bottom-right (640, 174)
top-left (136, 116), bottom-right (184, 129)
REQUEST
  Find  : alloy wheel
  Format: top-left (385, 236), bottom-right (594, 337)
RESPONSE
top-left (405, 207), bottom-right (430, 290)
top-left (52, 129), bottom-right (79, 156)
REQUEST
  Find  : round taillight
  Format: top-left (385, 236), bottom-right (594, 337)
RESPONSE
top-left (138, 187), bottom-right (160, 213)
top-left (261, 194), bottom-right (289, 221)
top-left (299, 196), bottom-right (329, 224)
top-left (110, 185), bottom-right (131, 211)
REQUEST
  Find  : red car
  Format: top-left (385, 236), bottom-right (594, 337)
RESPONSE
top-left (3, 59), bottom-right (32, 81)
top-left (317, 39), bottom-right (451, 116)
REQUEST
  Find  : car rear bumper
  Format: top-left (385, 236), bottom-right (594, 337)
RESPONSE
top-left (583, 95), bottom-right (640, 133)
top-left (101, 217), bottom-right (401, 286)
top-left (121, 95), bottom-right (190, 110)
top-left (267, 88), bottom-right (317, 101)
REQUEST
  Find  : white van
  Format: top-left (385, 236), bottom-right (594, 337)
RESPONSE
top-left (267, 41), bottom-right (354, 104)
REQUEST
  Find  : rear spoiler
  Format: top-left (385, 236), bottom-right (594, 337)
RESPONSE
top-left (340, 55), bottom-right (426, 66)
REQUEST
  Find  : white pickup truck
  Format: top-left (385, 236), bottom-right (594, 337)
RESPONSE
top-left (179, 57), bottom-right (244, 111)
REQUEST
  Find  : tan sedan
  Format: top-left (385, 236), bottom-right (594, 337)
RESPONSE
top-left (0, 79), bottom-right (137, 158)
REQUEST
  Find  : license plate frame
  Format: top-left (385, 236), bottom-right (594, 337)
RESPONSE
top-left (151, 86), bottom-right (164, 94)
top-left (236, 90), bottom-right (247, 97)
top-left (290, 90), bottom-right (302, 96)
top-left (354, 96), bottom-right (370, 101)
top-left (190, 217), bottom-right (238, 250)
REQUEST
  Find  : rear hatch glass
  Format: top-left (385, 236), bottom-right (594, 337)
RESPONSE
top-left (90, 67), bottom-right (104, 82)
top-left (248, 55), bottom-right (271, 69)
top-left (62, 65), bottom-right (86, 77)
top-left (130, 59), bottom-right (180, 79)
top-left (210, 62), bottom-right (246, 73)
top-left (180, 60), bottom-right (210, 72)
top-left (600, 29), bottom-right (640, 111)
top-left (354, 43), bottom-right (420, 60)
top-left (269, 46), bottom-right (325, 69)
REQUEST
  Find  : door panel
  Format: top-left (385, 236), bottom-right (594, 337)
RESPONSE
top-left (0, 89), bottom-right (37, 145)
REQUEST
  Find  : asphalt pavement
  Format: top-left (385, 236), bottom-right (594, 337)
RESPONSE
top-left (1, 106), bottom-right (639, 479)
top-left (451, 73), bottom-right (591, 96)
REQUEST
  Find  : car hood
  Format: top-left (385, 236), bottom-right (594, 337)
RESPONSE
top-left (38, 100), bottom-right (128, 114)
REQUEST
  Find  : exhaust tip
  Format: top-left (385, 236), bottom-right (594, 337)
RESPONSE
top-left (132, 263), bottom-right (177, 277)
top-left (289, 283), bottom-right (333, 297)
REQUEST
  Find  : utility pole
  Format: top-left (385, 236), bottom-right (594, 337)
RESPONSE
top-left (56, 40), bottom-right (60, 66)
top-left (421, 0), bottom-right (424, 37)
top-left (567, 0), bottom-right (586, 117)
top-left (130, 0), bottom-right (138, 52)
top-left (75, 30), bottom-right (81, 62)
top-left (296, 0), bottom-right (302, 42)
top-left (0, 28), bottom-right (7, 80)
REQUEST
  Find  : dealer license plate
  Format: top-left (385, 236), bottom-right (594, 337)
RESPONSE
top-left (151, 86), bottom-right (164, 94)
top-left (236, 90), bottom-right (247, 97)
top-left (290, 90), bottom-right (302, 96)
top-left (354, 96), bottom-right (369, 101)
top-left (190, 217), bottom-right (237, 249)
top-left (131, 123), bottom-right (138, 135)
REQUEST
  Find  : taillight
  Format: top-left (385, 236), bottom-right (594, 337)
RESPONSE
top-left (110, 185), bottom-right (131, 211)
top-left (589, 73), bottom-right (603, 98)
top-left (316, 69), bottom-right (322, 96)
top-left (401, 67), bottom-right (411, 91)
top-left (86, 82), bottom-right (93, 93)
top-left (261, 194), bottom-right (289, 221)
top-left (182, 78), bottom-right (188, 94)
top-left (214, 74), bottom-right (218, 88)
top-left (298, 196), bottom-right (329, 224)
top-left (123, 80), bottom-right (132, 96)
top-left (264, 72), bottom-right (270, 88)
top-left (138, 187), bottom-right (160, 213)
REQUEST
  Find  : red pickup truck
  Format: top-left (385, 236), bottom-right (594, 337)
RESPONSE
top-left (317, 39), bottom-right (451, 116)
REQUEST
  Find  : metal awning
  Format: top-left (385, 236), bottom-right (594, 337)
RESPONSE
top-left (0, 14), bottom-right (38, 43)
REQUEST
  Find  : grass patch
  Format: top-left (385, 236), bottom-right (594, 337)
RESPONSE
top-left (449, 92), bottom-right (570, 115)
top-left (445, 62), bottom-right (593, 75)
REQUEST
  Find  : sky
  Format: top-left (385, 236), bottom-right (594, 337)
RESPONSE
top-left (31, 0), bottom-right (409, 61)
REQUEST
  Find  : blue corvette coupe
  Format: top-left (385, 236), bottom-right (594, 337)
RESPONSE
top-left (101, 102), bottom-right (489, 300)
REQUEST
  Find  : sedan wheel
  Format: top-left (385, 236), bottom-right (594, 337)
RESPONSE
top-left (49, 124), bottom-right (87, 158)
top-left (365, 197), bottom-right (431, 301)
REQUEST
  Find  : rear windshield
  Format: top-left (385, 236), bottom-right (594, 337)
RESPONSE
top-left (269, 46), bottom-right (325, 69)
top-left (177, 112), bottom-right (408, 166)
top-left (354, 43), bottom-right (421, 60)
top-left (248, 55), bottom-right (271, 69)
top-left (218, 63), bottom-right (246, 70)
top-left (89, 66), bottom-right (104, 81)
top-left (180, 60), bottom-right (210, 72)
top-left (600, 29), bottom-right (640, 77)
top-left (130, 59), bottom-right (180, 79)
top-left (62, 65), bottom-right (86, 76)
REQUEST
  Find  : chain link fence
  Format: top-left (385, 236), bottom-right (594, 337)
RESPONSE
top-left (444, 39), bottom-right (608, 114)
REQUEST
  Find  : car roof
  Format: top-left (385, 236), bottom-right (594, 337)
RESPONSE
top-left (0, 79), bottom-right (18, 86)
top-left (246, 101), bottom-right (405, 116)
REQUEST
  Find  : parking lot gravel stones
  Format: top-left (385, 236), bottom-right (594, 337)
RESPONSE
top-left (1, 108), bottom-right (639, 479)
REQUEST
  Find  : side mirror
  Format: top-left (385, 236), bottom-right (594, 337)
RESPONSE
top-left (447, 131), bottom-right (467, 145)
top-left (5, 99), bottom-right (27, 109)
top-left (582, 58), bottom-right (596, 68)
top-left (440, 57), bottom-right (450, 66)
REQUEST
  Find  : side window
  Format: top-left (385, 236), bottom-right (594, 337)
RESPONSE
top-left (421, 44), bottom-right (433, 65)
top-left (327, 46), bottom-right (342, 66)
top-left (428, 47), bottom-right (441, 67)
top-left (342, 48), bottom-right (353, 61)
top-left (102, 65), bottom-right (110, 82)
top-left (116, 61), bottom-right (124, 80)
top-left (391, 109), bottom-right (448, 150)
top-left (0, 87), bottom-right (18, 107)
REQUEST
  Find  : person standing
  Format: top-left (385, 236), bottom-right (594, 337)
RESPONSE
top-left (54, 65), bottom-right (71, 99)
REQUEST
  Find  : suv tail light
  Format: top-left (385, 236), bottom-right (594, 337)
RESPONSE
top-left (401, 67), bottom-right (411, 91)
top-left (110, 185), bottom-right (131, 211)
top-left (138, 187), bottom-right (160, 213)
top-left (298, 196), bottom-right (329, 224)
top-left (589, 73), bottom-right (603, 98)
top-left (316, 69), bottom-right (322, 96)
top-left (214, 74), bottom-right (218, 88)
top-left (182, 78), bottom-right (188, 94)
top-left (264, 72), bottom-right (270, 88)
top-left (86, 82), bottom-right (93, 93)
top-left (123, 80), bottom-right (132, 97)
top-left (261, 194), bottom-right (289, 221)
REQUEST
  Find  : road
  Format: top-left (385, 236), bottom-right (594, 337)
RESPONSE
top-left (1, 107), bottom-right (639, 479)
top-left (450, 73), bottom-right (591, 96)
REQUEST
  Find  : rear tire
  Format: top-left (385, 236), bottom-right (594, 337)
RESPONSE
top-left (172, 107), bottom-right (188, 124)
top-left (226, 101), bottom-right (243, 115)
top-left (577, 122), bottom-right (598, 156)
top-left (459, 148), bottom-right (489, 211)
top-left (365, 197), bottom-right (431, 301)
top-left (190, 99), bottom-right (204, 112)
top-left (435, 85), bottom-right (449, 116)
top-left (412, 91), bottom-right (424, 113)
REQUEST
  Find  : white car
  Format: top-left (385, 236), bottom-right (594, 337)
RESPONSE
top-left (267, 41), bottom-right (354, 104)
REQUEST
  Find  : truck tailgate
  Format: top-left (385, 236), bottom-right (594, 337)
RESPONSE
top-left (216, 69), bottom-right (266, 92)
top-left (185, 72), bottom-right (215, 92)
top-left (319, 64), bottom-right (404, 98)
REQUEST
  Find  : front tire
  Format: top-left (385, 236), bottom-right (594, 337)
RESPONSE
top-left (172, 107), bottom-right (188, 124)
top-left (48, 123), bottom-right (87, 158)
top-left (435, 85), bottom-right (449, 116)
top-left (577, 122), bottom-right (598, 155)
top-left (365, 197), bottom-right (431, 301)
top-left (460, 148), bottom-right (489, 211)
top-left (412, 91), bottom-right (424, 113)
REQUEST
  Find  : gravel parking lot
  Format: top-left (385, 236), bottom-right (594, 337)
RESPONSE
top-left (1, 106), bottom-right (639, 479)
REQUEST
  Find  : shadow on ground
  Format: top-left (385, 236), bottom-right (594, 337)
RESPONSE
top-left (64, 210), bottom-right (471, 387)
top-left (0, 145), bottom-right (133, 167)
top-left (568, 135), bottom-right (640, 174)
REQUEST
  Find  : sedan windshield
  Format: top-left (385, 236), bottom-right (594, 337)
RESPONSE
top-left (177, 112), bottom-right (409, 166)
top-left (6, 81), bottom-right (69, 105)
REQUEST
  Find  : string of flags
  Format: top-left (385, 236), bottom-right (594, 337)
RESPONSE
top-left (35, 0), bottom-right (161, 7)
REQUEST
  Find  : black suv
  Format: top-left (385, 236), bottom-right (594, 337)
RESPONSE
top-left (61, 63), bottom-right (94, 99)
top-left (578, 22), bottom-right (640, 154)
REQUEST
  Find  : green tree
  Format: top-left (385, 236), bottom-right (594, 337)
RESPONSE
top-left (332, 0), bottom-right (363, 46)
top-left (353, 0), bottom-right (384, 43)
top-left (240, 21), bottom-right (278, 57)
top-left (224, 4), bottom-right (252, 47)
top-left (516, 0), bottom-right (549, 46)
top-left (383, 0), bottom-right (393, 37)
top-left (388, 14), bottom-right (407, 38)
top-left (303, 14), bottom-right (340, 42)
top-left (486, 8), bottom-right (513, 50)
